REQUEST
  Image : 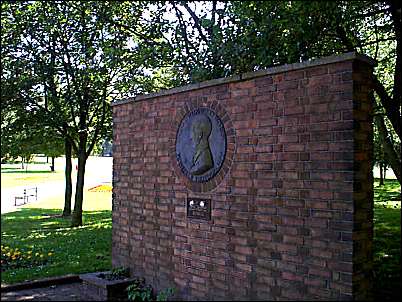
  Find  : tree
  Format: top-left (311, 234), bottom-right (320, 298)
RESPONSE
top-left (1, 1), bottom-right (173, 226)
top-left (164, 1), bottom-right (401, 183)
top-left (1, 102), bottom-right (64, 170)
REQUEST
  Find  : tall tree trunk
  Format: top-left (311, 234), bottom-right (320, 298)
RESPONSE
top-left (50, 156), bottom-right (55, 172)
top-left (71, 138), bottom-right (87, 227)
top-left (374, 114), bottom-right (401, 184)
top-left (379, 162), bottom-right (384, 186)
top-left (63, 139), bottom-right (72, 217)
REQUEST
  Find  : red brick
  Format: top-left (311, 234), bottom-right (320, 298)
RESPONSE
top-left (112, 57), bottom-right (374, 301)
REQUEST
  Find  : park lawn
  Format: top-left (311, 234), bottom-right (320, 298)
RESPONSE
top-left (1, 170), bottom-right (66, 189)
top-left (1, 157), bottom-right (67, 189)
top-left (373, 179), bottom-right (401, 209)
top-left (1, 179), bottom-right (400, 300)
top-left (21, 189), bottom-right (112, 211)
top-left (373, 179), bottom-right (401, 301)
top-left (1, 191), bottom-right (112, 284)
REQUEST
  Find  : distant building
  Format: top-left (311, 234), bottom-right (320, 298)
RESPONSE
top-left (100, 139), bottom-right (112, 157)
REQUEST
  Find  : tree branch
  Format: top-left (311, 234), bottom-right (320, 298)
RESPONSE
top-left (374, 112), bottom-right (401, 183)
top-left (180, 1), bottom-right (209, 43)
top-left (86, 80), bottom-right (108, 157)
top-left (372, 75), bottom-right (401, 140)
top-left (387, 0), bottom-right (401, 114)
top-left (335, 24), bottom-right (356, 51)
top-left (172, 3), bottom-right (198, 64)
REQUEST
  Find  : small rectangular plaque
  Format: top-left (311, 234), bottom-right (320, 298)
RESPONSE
top-left (187, 198), bottom-right (211, 220)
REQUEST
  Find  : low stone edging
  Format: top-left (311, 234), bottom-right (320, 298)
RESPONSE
top-left (0, 274), bottom-right (81, 293)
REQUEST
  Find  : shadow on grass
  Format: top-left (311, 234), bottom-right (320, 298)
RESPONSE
top-left (1, 208), bottom-right (111, 235)
top-left (373, 179), bottom-right (401, 300)
top-left (373, 206), bottom-right (401, 301)
top-left (1, 208), bottom-right (112, 284)
top-left (2, 161), bottom-right (52, 165)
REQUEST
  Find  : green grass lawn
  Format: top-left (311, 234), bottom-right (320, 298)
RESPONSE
top-left (1, 178), bottom-right (400, 301)
top-left (373, 179), bottom-right (401, 301)
top-left (1, 209), bottom-right (111, 284)
top-left (21, 190), bottom-right (112, 212)
top-left (1, 169), bottom-right (66, 189)
top-left (1, 189), bottom-right (112, 284)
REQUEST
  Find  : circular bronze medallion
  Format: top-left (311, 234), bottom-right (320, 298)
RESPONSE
top-left (176, 107), bottom-right (227, 183)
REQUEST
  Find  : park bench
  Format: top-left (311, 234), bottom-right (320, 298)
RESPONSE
top-left (14, 187), bottom-right (38, 206)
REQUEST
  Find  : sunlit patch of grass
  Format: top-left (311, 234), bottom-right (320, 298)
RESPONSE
top-left (1, 170), bottom-right (59, 175)
top-left (1, 157), bottom-right (68, 188)
top-left (21, 191), bottom-right (112, 211)
top-left (1, 171), bottom-right (65, 188)
top-left (374, 179), bottom-right (401, 209)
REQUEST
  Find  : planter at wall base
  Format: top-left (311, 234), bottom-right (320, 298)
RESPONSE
top-left (80, 271), bottom-right (136, 301)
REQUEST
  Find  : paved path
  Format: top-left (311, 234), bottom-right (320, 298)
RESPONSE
top-left (1, 282), bottom-right (96, 301)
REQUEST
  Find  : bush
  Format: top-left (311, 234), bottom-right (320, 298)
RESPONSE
top-left (126, 279), bottom-right (175, 301)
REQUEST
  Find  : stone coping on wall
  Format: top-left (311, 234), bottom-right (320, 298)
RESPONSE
top-left (112, 51), bottom-right (376, 107)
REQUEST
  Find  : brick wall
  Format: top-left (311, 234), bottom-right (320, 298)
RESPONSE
top-left (112, 52), bottom-right (374, 300)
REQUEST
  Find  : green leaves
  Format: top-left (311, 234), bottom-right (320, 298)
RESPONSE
top-left (200, 17), bottom-right (212, 28)
top-left (126, 278), bottom-right (175, 302)
top-left (1, 1), bottom-right (175, 156)
top-left (127, 279), bottom-right (153, 302)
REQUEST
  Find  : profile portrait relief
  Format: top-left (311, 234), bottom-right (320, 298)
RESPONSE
top-left (190, 114), bottom-right (214, 175)
top-left (175, 107), bottom-right (227, 183)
